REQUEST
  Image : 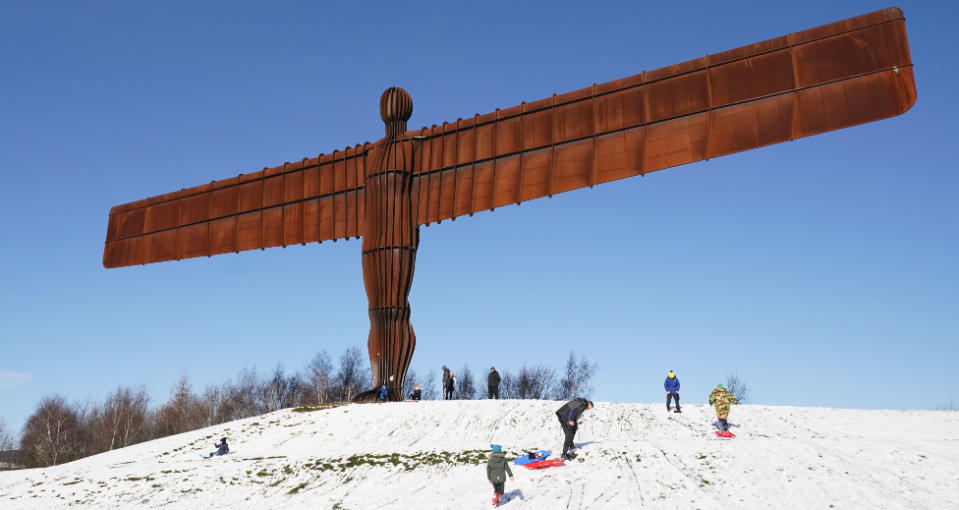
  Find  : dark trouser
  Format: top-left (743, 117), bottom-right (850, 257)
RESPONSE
top-left (557, 413), bottom-right (577, 455)
top-left (492, 481), bottom-right (504, 494)
top-left (666, 392), bottom-right (680, 411)
top-left (720, 418), bottom-right (729, 431)
top-left (488, 386), bottom-right (499, 399)
top-left (444, 388), bottom-right (453, 400)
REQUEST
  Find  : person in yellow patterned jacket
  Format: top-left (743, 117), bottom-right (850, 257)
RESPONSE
top-left (708, 383), bottom-right (739, 432)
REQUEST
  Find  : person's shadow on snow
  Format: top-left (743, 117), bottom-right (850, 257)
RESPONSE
top-left (712, 421), bottom-right (739, 430)
top-left (574, 441), bottom-right (597, 449)
top-left (502, 489), bottom-right (524, 503)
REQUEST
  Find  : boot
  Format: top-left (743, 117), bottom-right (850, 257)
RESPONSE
top-left (492, 492), bottom-right (501, 506)
top-left (674, 406), bottom-right (682, 413)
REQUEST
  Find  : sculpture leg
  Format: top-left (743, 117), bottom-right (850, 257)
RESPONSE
top-left (357, 160), bottom-right (418, 402)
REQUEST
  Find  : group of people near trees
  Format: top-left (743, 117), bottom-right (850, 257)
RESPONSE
top-left (439, 365), bottom-right (502, 400)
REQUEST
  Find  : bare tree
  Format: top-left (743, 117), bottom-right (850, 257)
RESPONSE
top-left (154, 375), bottom-right (200, 437)
top-left (87, 386), bottom-right (149, 454)
top-left (230, 367), bottom-right (264, 419)
top-left (0, 416), bottom-right (20, 470)
top-left (502, 365), bottom-right (558, 399)
top-left (333, 346), bottom-right (365, 402)
top-left (303, 351), bottom-right (334, 405)
top-left (556, 351), bottom-right (598, 400)
top-left (196, 384), bottom-right (225, 427)
top-left (20, 395), bottom-right (88, 467)
top-left (0, 416), bottom-right (14, 452)
top-left (457, 365), bottom-right (476, 400)
top-left (724, 372), bottom-right (751, 404)
top-left (422, 369), bottom-right (438, 400)
top-left (261, 364), bottom-right (302, 412)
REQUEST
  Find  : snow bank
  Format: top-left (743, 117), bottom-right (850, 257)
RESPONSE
top-left (1, 400), bottom-right (956, 509)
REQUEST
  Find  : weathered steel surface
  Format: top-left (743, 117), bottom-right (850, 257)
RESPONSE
top-left (102, 8), bottom-right (916, 400)
top-left (356, 88), bottom-right (419, 401)
top-left (104, 7), bottom-right (914, 268)
top-left (407, 7), bottom-right (916, 224)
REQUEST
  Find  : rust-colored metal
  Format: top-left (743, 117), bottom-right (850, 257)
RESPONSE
top-left (102, 8), bottom-right (916, 400)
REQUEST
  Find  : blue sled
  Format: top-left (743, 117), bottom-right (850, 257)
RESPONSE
top-left (513, 450), bottom-right (550, 465)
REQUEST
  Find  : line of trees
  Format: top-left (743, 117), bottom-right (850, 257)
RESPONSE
top-left (417, 352), bottom-right (598, 401)
top-left (5, 349), bottom-right (597, 469)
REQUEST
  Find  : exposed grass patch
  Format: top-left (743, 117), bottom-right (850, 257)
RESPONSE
top-left (304, 448), bottom-right (528, 473)
top-left (288, 482), bottom-right (308, 494)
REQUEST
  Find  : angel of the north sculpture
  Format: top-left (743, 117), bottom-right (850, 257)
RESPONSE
top-left (103, 7), bottom-right (915, 401)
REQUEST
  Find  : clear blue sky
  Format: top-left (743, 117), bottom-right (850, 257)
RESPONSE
top-left (1, 1), bottom-right (956, 434)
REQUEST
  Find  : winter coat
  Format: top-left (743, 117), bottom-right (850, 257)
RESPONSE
top-left (486, 452), bottom-right (513, 483)
top-left (664, 376), bottom-right (680, 393)
top-left (410, 389), bottom-right (421, 400)
top-left (488, 370), bottom-right (501, 388)
top-left (708, 387), bottom-right (739, 419)
top-left (556, 398), bottom-right (589, 426)
top-left (215, 442), bottom-right (229, 455)
top-left (446, 377), bottom-right (455, 392)
top-left (442, 366), bottom-right (451, 387)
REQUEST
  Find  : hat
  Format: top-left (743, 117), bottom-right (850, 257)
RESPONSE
top-left (490, 444), bottom-right (502, 453)
top-left (717, 383), bottom-right (724, 388)
top-left (490, 366), bottom-right (496, 370)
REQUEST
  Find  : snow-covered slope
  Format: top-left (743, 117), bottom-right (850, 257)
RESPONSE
top-left (1, 401), bottom-right (957, 509)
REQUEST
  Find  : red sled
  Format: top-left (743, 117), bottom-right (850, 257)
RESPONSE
top-left (715, 430), bottom-right (735, 439)
top-left (524, 458), bottom-right (565, 469)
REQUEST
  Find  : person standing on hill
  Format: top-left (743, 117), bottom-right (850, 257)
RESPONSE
top-left (709, 383), bottom-right (739, 432)
top-left (488, 367), bottom-right (502, 399)
top-left (664, 370), bottom-right (681, 413)
top-left (442, 365), bottom-right (451, 398)
top-left (555, 398), bottom-right (593, 460)
top-left (445, 371), bottom-right (456, 400)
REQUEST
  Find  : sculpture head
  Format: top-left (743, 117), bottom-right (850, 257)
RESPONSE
top-left (380, 87), bottom-right (412, 137)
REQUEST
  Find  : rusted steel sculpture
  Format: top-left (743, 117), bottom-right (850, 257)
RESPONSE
top-left (103, 8), bottom-right (916, 401)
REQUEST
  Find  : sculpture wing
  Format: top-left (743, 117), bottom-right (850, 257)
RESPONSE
top-left (103, 145), bottom-right (370, 268)
top-left (407, 7), bottom-right (916, 226)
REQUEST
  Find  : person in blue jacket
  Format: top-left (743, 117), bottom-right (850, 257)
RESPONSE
top-left (665, 370), bottom-right (681, 413)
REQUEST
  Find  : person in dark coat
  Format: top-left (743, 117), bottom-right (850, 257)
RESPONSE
top-left (409, 384), bottom-right (422, 400)
top-left (555, 398), bottom-right (593, 459)
top-left (488, 367), bottom-right (502, 399)
top-left (445, 371), bottom-right (456, 400)
top-left (486, 443), bottom-right (514, 506)
top-left (209, 437), bottom-right (229, 457)
top-left (664, 370), bottom-right (681, 413)
top-left (442, 365), bottom-right (451, 399)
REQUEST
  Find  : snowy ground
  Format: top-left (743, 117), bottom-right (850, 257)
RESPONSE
top-left (1, 400), bottom-right (957, 509)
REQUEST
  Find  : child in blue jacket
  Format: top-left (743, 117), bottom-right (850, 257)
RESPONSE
top-left (664, 371), bottom-right (681, 413)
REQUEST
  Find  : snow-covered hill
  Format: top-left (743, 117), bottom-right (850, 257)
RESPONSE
top-left (1, 400), bottom-right (957, 509)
